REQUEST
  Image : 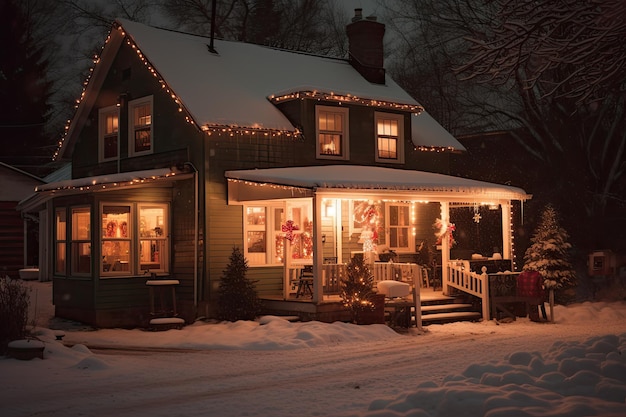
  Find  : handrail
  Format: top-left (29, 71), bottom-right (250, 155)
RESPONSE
top-left (446, 261), bottom-right (490, 320)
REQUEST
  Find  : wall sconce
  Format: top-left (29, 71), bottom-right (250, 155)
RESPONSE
top-left (323, 200), bottom-right (335, 218)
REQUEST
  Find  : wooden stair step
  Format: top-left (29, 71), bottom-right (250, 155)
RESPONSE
top-left (421, 303), bottom-right (474, 313)
top-left (420, 311), bottom-right (482, 322)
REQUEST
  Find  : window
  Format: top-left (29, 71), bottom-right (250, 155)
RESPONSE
top-left (316, 106), bottom-right (349, 160)
top-left (55, 208), bottom-right (67, 275)
top-left (386, 203), bottom-right (413, 252)
top-left (71, 207), bottom-right (91, 275)
top-left (128, 96), bottom-right (153, 156)
top-left (100, 203), bottom-right (169, 276)
top-left (101, 205), bottom-right (131, 274)
top-left (244, 204), bottom-right (287, 266)
top-left (375, 112), bottom-right (404, 163)
top-left (138, 204), bottom-right (167, 273)
top-left (99, 106), bottom-right (119, 161)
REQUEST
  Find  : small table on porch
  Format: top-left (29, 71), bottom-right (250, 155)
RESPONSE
top-left (384, 298), bottom-right (414, 329)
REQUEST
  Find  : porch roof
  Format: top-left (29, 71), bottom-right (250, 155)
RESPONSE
top-left (225, 165), bottom-right (531, 202)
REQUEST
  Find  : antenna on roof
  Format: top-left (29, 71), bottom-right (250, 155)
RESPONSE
top-left (208, 0), bottom-right (217, 53)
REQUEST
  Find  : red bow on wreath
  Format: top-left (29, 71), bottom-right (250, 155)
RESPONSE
top-left (281, 220), bottom-right (299, 242)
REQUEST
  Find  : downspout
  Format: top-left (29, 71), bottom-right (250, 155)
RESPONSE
top-left (184, 162), bottom-right (199, 308)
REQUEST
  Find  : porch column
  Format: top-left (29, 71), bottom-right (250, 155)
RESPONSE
top-left (440, 201), bottom-right (450, 295)
top-left (501, 202), bottom-right (513, 267)
top-left (312, 193), bottom-right (323, 303)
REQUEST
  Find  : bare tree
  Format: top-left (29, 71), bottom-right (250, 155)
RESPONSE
top-left (159, 0), bottom-right (347, 55)
top-left (457, 0), bottom-right (626, 105)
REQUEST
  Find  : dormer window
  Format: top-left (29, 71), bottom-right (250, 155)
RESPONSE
top-left (99, 106), bottom-right (119, 162)
top-left (316, 105), bottom-right (349, 160)
top-left (129, 96), bottom-right (153, 156)
top-left (375, 112), bottom-right (404, 163)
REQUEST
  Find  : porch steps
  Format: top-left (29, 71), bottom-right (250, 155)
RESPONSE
top-left (419, 294), bottom-right (482, 325)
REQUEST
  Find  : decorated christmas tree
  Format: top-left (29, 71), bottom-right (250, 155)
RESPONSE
top-left (340, 256), bottom-right (376, 323)
top-left (523, 204), bottom-right (576, 320)
top-left (217, 247), bottom-right (262, 321)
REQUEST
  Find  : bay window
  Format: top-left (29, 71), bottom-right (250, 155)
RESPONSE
top-left (100, 202), bottom-right (169, 276)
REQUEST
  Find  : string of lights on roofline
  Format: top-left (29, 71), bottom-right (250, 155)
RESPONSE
top-left (51, 23), bottom-right (457, 161)
top-left (36, 171), bottom-right (180, 193)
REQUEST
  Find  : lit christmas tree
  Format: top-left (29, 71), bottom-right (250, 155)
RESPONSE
top-left (217, 247), bottom-right (262, 321)
top-left (340, 256), bottom-right (376, 323)
top-left (523, 204), bottom-right (576, 320)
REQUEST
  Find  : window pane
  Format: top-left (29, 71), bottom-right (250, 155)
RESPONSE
top-left (72, 242), bottom-right (91, 274)
top-left (247, 231), bottom-right (266, 253)
top-left (134, 129), bottom-right (151, 152)
top-left (134, 104), bottom-right (151, 127)
top-left (139, 206), bottom-right (165, 237)
top-left (56, 209), bottom-right (66, 240)
top-left (104, 135), bottom-right (118, 159)
top-left (72, 208), bottom-right (90, 240)
top-left (55, 243), bottom-right (66, 274)
top-left (319, 133), bottom-right (341, 155)
top-left (102, 206), bottom-right (130, 238)
top-left (105, 113), bottom-right (118, 134)
top-left (246, 207), bottom-right (266, 226)
top-left (139, 239), bottom-right (163, 270)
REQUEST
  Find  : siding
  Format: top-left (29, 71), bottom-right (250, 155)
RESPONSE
top-left (0, 201), bottom-right (24, 278)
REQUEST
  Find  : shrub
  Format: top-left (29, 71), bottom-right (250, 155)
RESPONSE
top-left (0, 276), bottom-right (30, 353)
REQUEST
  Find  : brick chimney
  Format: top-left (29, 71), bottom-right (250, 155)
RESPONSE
top-left (346, 8), bottom-right (385, 84)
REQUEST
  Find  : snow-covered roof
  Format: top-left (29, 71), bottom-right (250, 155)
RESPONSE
top-left (35, 167), bottom-right (186, 193)
top-left (225, 165), bottom-right (530, 201)
top-left (114, 19), bottom-right (464, 150)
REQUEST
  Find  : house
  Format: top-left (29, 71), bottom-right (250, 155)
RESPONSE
top-left (19, 10), bottom-right (530, 328)
top-left (0, 162), bottom-right (44, 279)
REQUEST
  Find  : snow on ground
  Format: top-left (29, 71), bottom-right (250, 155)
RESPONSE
top-left (2, 281), bottom-right (626, 417)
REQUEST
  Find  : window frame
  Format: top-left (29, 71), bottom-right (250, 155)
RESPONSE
top-left (315, 105), bottom-right (349, 160)
top-left (385, 202), bottom-right (414, 252)
top-left (98, 105), bottom-right (119, 162)
top-left (374, 112), bottom-right (404, 164)
top-left (243, 203), bottom-right (287, 266)
top-left (54, 208), bottom-right (67, 276)
top-left (99, 202), bottom-right (170, 278)
top-left (128, 95), bottom-right (153, 157)
top-left (70, 206), bottom-right (92, 276)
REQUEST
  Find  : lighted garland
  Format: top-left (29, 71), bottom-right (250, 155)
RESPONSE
top-left (269, 91), bottom-right (424, 114)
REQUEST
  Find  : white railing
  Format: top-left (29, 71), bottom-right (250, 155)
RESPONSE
top-left (446, 261), bottom-right (490, 320)
top-left (372, 262), bottom-right (422, 286)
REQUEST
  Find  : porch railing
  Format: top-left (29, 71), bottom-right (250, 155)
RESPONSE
top-left (320, 262), bottom-right (423, 296)
top-left (446, 261), bottom-right (490, 319)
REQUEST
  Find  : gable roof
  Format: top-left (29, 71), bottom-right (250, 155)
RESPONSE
top-left (56, 19), bottom-right (465, 159)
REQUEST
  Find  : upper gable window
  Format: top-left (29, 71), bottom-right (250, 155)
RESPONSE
top-left (375, 112), bottom-right (404, 163)
top-left (128, 96), bottom-right (153, 156)
top-left (316, 106), bottom-right (349, 160)
top-left (99, 106), bottom-right (119, 162)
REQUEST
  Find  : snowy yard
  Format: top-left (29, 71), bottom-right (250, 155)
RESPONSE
top-left (2, 281), bottom-right (626, 417)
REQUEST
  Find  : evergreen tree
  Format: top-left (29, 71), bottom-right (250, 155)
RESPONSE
top-left (523, 204), bottom-right (576, 321)
top-left (217, 246), bottom-right (262, 321)
top-left (340, 256), bottom-right (375, 323)
top-left (523, 204), bottom-right (577, 290)
top-left (0, 0), bottom-right (53, 175)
